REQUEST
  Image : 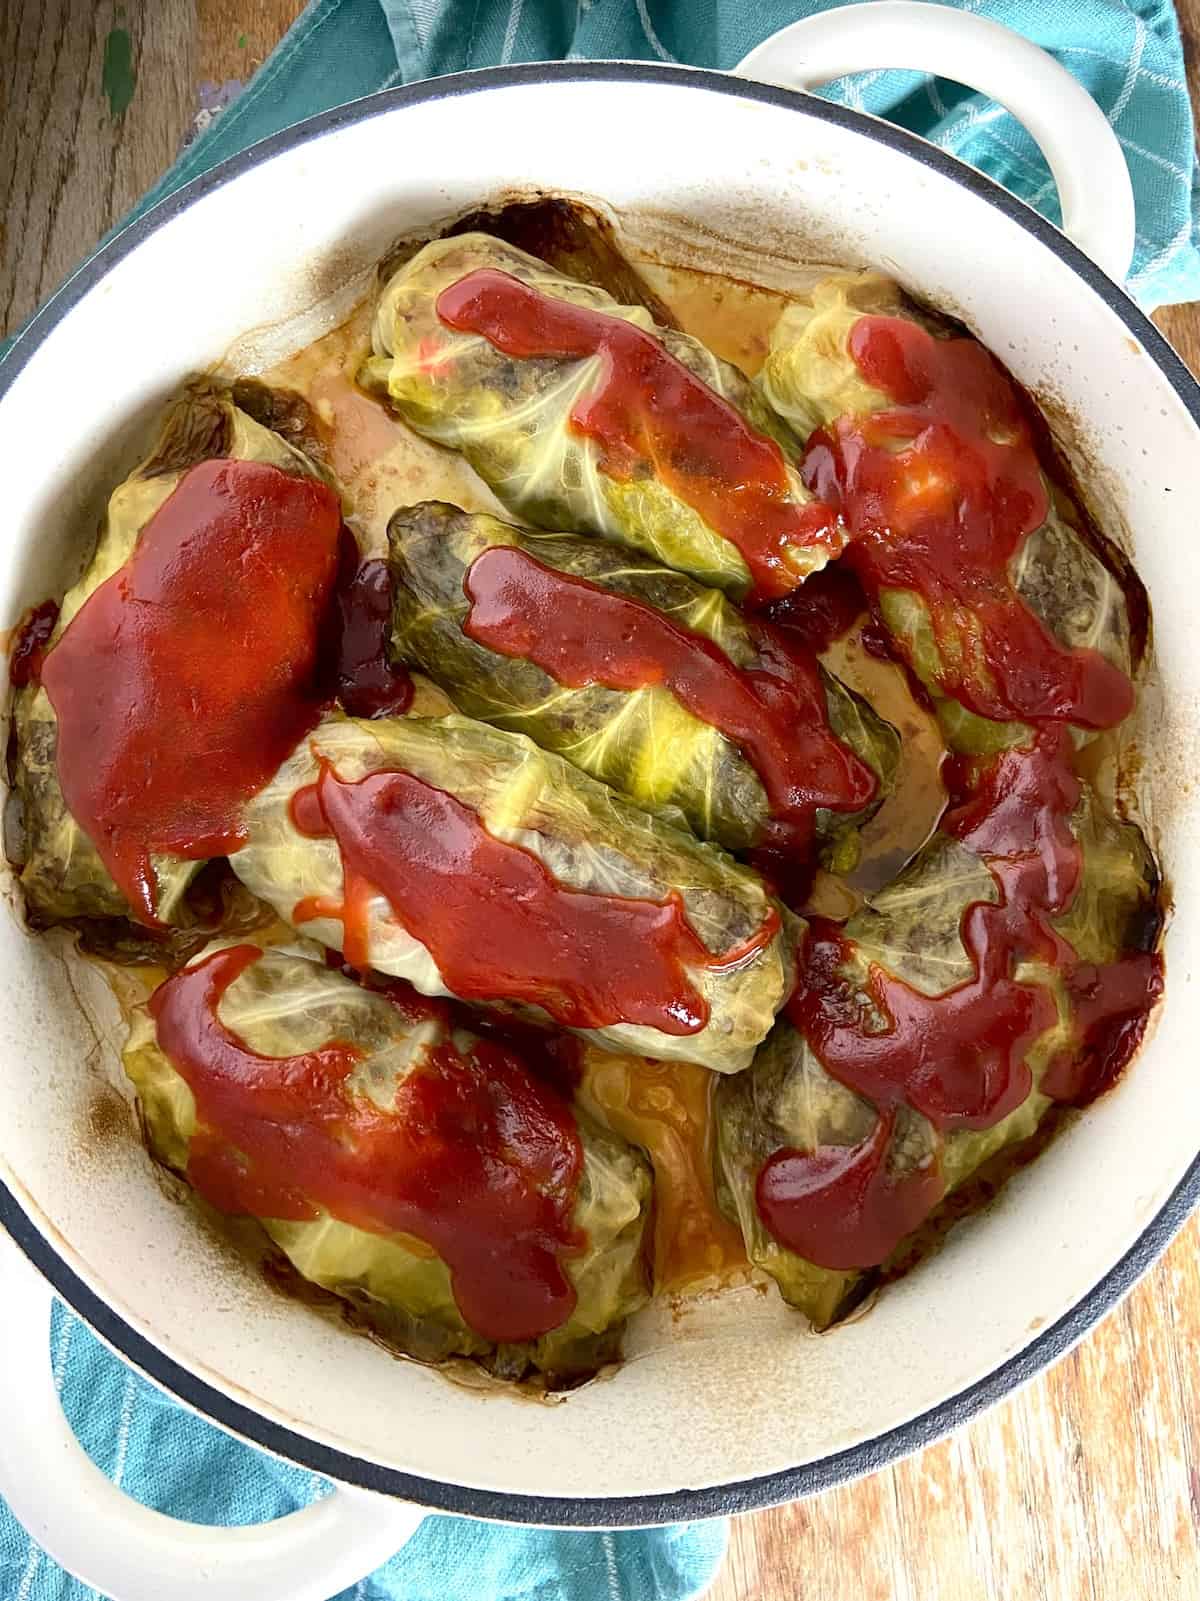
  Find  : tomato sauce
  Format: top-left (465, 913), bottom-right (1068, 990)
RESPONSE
top-left (150, 943), bottom-right (585, 1343)
top-left (435, 267), bottom-right (844, 599)
top-left (41, 461), bottom-right (342, 923)
top-left (322, 533), bottom-right (412, 719)
top-left (462, 545), bottom-right (876, 853)
top-left (757, 1111), bottom-right (944, 1274)
top-left (802, 316), bottom-right (1134, 730)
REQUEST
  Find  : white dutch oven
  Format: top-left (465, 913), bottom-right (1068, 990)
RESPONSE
top-left (1, 6), bottom-right (1197, 1598)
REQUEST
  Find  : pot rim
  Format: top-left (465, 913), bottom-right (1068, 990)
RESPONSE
top-left (1, 58), bottom-right (1197, 1527)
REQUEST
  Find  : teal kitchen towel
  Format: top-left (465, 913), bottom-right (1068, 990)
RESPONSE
top-left (0, 1304), bottom-right (729, 1601)
top-left (129, 0), bottom-right (1200, 308)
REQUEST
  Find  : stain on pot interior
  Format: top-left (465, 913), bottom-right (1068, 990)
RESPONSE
top-left (81, 1085), bottom-right (133, 1154)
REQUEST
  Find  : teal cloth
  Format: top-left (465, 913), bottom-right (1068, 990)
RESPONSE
top-left (0, 1306), bottom-right (728, 1600)
top-left (2, 2), bottom-right (1198, 1597)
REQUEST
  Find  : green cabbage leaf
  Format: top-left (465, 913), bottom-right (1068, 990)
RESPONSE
top-left (12, 385), bottom-right (334, 925)
top-left (389, 501), bottom-right (898, 861)
top-left (714, 782), bottom-right (1160, 1326)
top-left (124, 940), bottom-right (651, 1381)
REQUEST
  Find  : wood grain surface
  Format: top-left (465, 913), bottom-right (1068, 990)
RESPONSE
top-left (2, 3), bottom-right (1200, 1597)
top-left (0, 1), bottom-right (196, 333)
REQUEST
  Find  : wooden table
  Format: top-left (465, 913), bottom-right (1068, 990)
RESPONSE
top-left (3, 4), bottom-right (1200, 1596)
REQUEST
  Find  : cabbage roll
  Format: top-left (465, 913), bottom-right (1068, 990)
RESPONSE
top-left (229, 711), bottom-right (794, 1072)
top-left (12, 385), bottom-right (339, 925)
top-left (359, 233), bottom-right (844, 599)
top-left (124, 940), bottom-right (651, 1380)
top-left (714, 743), bottom-right (1162, 1327)
top-left (758, 273), bottom-right (1135, 754)
top-left (380, 196), bottom-right (683, 331)
top-left (388, 501), bottom-right (898, 866)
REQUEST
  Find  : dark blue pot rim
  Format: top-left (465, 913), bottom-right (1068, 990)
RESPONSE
top-left (2, 60), bottom-right (1198, 1529)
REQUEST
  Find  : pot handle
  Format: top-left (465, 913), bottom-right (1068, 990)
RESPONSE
top-left (0, 1230), bottom-right (425, 1601)
top-left (732, 0), bottom-right (1136, 283)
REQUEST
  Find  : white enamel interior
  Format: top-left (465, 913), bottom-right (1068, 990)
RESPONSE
top-left (1, 74), bottom-right (1197, 1512)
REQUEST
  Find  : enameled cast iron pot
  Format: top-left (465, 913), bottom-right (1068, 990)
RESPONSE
top-left (1, 7), bottom-right (1197, 1598)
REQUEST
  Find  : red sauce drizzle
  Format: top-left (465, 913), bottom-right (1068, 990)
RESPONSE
top-left (289, 760), bottom-right (778, 1035)
top-left (767, 730), bottom-right (1162, 1267)
top-left (9, 599), bottom-right (60, 688)
top-left (802, 316), bottom-right (1134, 729)
top-left (323, 533), bottom-right (412, 718)
top-left (757, 1111), bottom-right (944, 1271)
top-left (462, 545), bottom-right (876, 852)
top-left (41, 461), bottom-right (341, 924)
top-left (435, 268), bottom-right (843, 599)
top-left (150, 944), bottom-right (585, 1343)
top-left (1043, 958), bottom-right (1164, 1103)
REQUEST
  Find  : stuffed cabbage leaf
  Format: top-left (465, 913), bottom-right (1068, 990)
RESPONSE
top-left (388, 500), bottom-right (898, 865)
top-left (229, 711), bottom-right (794, 1072)
top-left (714, 750), bottom-right (1162, 1328)
top-left (12, 385), bottom-right (339, 925)
top-left (758, 272), bottom-right (1136, 754)
top-left (124, 940), bottom-right (651, 1380)
top-left (360, 232), bottom-right (844, 599)
top-left (379, 196), bottom-right (683, 331)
